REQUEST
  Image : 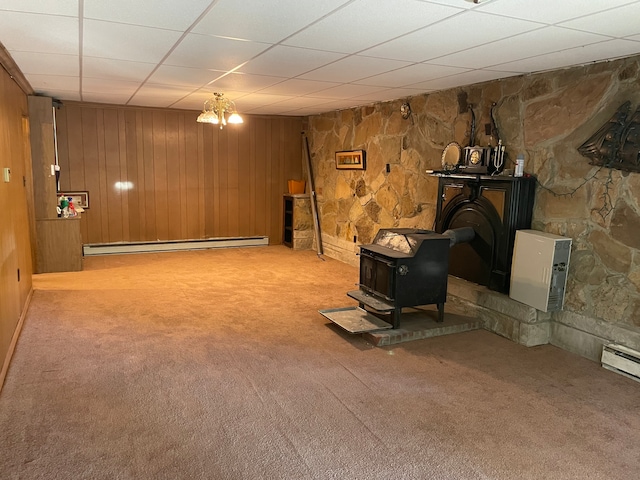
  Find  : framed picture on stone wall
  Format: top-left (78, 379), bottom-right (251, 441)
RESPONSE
top-left (335, 150), bottom-right (366, 170)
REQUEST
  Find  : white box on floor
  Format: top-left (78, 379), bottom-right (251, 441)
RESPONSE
top-left (509, 230), bottom-right (572, 312)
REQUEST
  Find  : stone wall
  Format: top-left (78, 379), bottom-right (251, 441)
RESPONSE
top-left (307, 54), bottom-right (640, 360)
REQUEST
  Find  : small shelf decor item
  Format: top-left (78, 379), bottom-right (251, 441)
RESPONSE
top-left (62, 191), bottom-right (89, 209)
top-left (335, 150), bottom-right (366, 170)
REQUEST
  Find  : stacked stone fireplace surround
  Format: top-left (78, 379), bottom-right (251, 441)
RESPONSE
top-left (306, 54), bottom-right (640, 362)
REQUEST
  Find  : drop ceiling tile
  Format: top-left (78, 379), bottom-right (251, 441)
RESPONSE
top-left (361, 11), bottom-right (543, 62)
top-left (299, 55), bottom-right (412, 83)
top-left (475, 0), bottom-right (636, 25)
top-left (129, 84), bottom-right (197, 108)
top-left (83, 57), bottom-right (157, 82)
top-left (9, 52), bottom-right (78, 76)
top-left (39, 89), bottom-right (82, 102)
top-left (83, 19), bottom-right (183, 63)
top-left (163, 33), bottom-right (270, 70)
top-left (407, 69), bottom-right (521, 91)
top-left (244, 104), bottom-right (304, 115)
top-left (238, 45), bottom-right (346, 77)
top-left (207, 72), bottom-right (286, 92)
top-left (83, 78), bottom-right (141, 95)
top-left (0, 0), bottom-right (77, 16)
top-left (560, 3), bottom-right (640, 38)
top-left (193, 0), bottom-right (350, 43)
top-left (352, 87), bottom-right (426, 102)
top-left (355, 63), bottom-right (469, 88)
top-left (233, 93), bottom-right (297, 109)
top-left (489, 39), bottom-right (640, 74)
top-left (26, 74), bottom-right (79, 91)
top-left (147, 65), bottom-right (225, 88)
top-left (283, 0), bottom-right (462, 54)
top-left (259, 78), bottom-right (341, 96)
top-left (434, 27), bottom-right (610, 69)
top-left (306, 83), bottom-right (388, 100)
top-left (82, 92), bottom-right (135, 105)
top-left (84, 0), bottom-right (211, 30)
top-left (0, 13), bottom-right (78, 54)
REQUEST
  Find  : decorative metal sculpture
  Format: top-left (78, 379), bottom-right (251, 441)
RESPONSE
top-left (578, 101), bottom-right (640, 172)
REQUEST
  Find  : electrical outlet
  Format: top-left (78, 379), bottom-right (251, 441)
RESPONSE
top-left (353, 236), bottom-right (357, 243)
top-left (386, 164), bottom-right (390, 173)
top-left (485, 123), bottom-right (492, 135)
top-left (3, 167), bottom-right (10, 182)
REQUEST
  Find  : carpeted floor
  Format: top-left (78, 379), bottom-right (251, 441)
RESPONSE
top-left (1, 246), bottom-right (639, 479)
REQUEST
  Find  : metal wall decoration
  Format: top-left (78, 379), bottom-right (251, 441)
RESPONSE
top-left (578, 101), bottom-right (640, 172)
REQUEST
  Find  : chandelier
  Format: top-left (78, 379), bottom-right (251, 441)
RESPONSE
top-left (196, 92), bottom-right (243, 129)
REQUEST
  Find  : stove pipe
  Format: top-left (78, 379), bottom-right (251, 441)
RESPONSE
top-left (442, 227), bottom-right (475, 247)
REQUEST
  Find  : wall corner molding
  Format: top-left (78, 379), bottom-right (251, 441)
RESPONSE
top-left (0, 42), bottom-right (34, 96)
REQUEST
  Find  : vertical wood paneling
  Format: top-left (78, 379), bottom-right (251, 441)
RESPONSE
top-left (142, 111), bottom-right (156, 240)
top-left (117, 109), bottom-right (130, 241)
top-left (125, 110), bottom-right (140, 241)
top-left (56, 103), bottom-right (303, 246)
top-left (152, 112), bottom-right (169, 240)
top-left (81, 108), bottom-right (102, 243)
top-left (103, 109), bottom-right (122, 242)
top-left (165, 113), bottom-right (181, 239)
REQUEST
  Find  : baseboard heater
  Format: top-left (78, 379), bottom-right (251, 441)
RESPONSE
top-left (601, 343), bottom-right (640, 383)
top-left (83, 236), bottom-right (269, 256)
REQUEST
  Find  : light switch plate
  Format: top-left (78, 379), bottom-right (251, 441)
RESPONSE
top-left (3, 167), bottom-right (10, 182)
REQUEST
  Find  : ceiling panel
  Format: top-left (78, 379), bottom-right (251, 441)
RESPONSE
top-left (193, 0), bottom-right (350, 43)
top-left (163, 33), bottom-right (269, 70)
top-left (2, 1), bottom-right (640, 115)
top-left (9, 52), bottom-right (79, 76)
top-left (258, 78), bottom-right (341, 96)
top-left (299, 55), bottom-right (412, 83)
top-left (147, 65), bottom-right (225, 88)
top-left (305, 83), bottom-right (388, 100)
top-left (207, 72), bottom-right (286, 92)
top-left (490, 39), bottom-right (640, 74)
top-left (0, 0), bottom-right (78, 16)
top-left (238, 45), bottom-right (346, 77)
top-left (434, 27), bottom-right (610, 69)
top-left (283, 0), bottom-right (463, 54)
top-left (361, 11), bottom-right (543, 63)
top-left (83, 19), bottom-right (183, 63)
top-left (27, 74), bottom-right (80, 92)
top-left (82, 57), bottom-right (157, 82)
top-left (0, 12), bottom-right (78, 54)
top-left (559, 3), bottom-right (640, 38)
top-left (476, 0), bottom-right (637, 25)
top-left (356, 63), bottom-right (469, 88)
top-left (84, 0), bottom-right (212, 31)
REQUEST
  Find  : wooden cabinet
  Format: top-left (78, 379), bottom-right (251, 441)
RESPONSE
top-left (283, 194), bottom-right (313, 250)
top-left (35, 218), bottom-right (82, 273)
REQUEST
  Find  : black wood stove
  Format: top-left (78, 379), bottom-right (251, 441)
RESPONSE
top-left (346, 227), bottom-right (473, 328)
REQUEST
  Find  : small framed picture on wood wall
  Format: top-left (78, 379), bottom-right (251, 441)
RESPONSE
top-left (62, 191), bottom-right (89, 209)
top-left (335, 150), bottom-right (366, 170)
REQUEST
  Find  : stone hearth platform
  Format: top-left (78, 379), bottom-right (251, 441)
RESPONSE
top-left (362, 305), bottom-right (482, 347)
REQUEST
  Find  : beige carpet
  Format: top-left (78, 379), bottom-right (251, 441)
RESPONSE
top-left (1, 246), bottom-right (639, 479)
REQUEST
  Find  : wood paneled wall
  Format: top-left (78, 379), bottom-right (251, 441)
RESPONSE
top-left (0, 64), bottom-right (33, 385)
top-left (55, 103), bottom-right (304, 245)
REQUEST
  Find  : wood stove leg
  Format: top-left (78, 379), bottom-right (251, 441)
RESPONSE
top-left (392, 307), bottom-right (401, 329)
top-left (437, 303), bottom-right (444, 323)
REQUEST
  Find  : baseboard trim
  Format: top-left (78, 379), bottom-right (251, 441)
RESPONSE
top-left (0, 287), bottom-right (33, 393)
top-left (83, 236), bottom-right (269, 256)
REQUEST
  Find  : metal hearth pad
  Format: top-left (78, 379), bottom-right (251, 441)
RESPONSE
top-left (319, 307), bottom-right (393, 334)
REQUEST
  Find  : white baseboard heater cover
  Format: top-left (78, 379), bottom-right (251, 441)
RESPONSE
top-left (601, 344), bottom-right (640, 383)
top-left (83, 236), bottom-right (269, 256)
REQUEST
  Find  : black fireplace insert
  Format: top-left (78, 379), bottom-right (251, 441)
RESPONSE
top-left (434, 173), bottom-right (536, 293)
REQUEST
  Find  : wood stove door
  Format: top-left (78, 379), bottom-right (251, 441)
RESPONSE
top-left (359, 251), bottom-right (395, 301)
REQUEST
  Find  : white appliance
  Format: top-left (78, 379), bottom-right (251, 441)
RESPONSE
top-left (509, 230), bottom-right (572, 312)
